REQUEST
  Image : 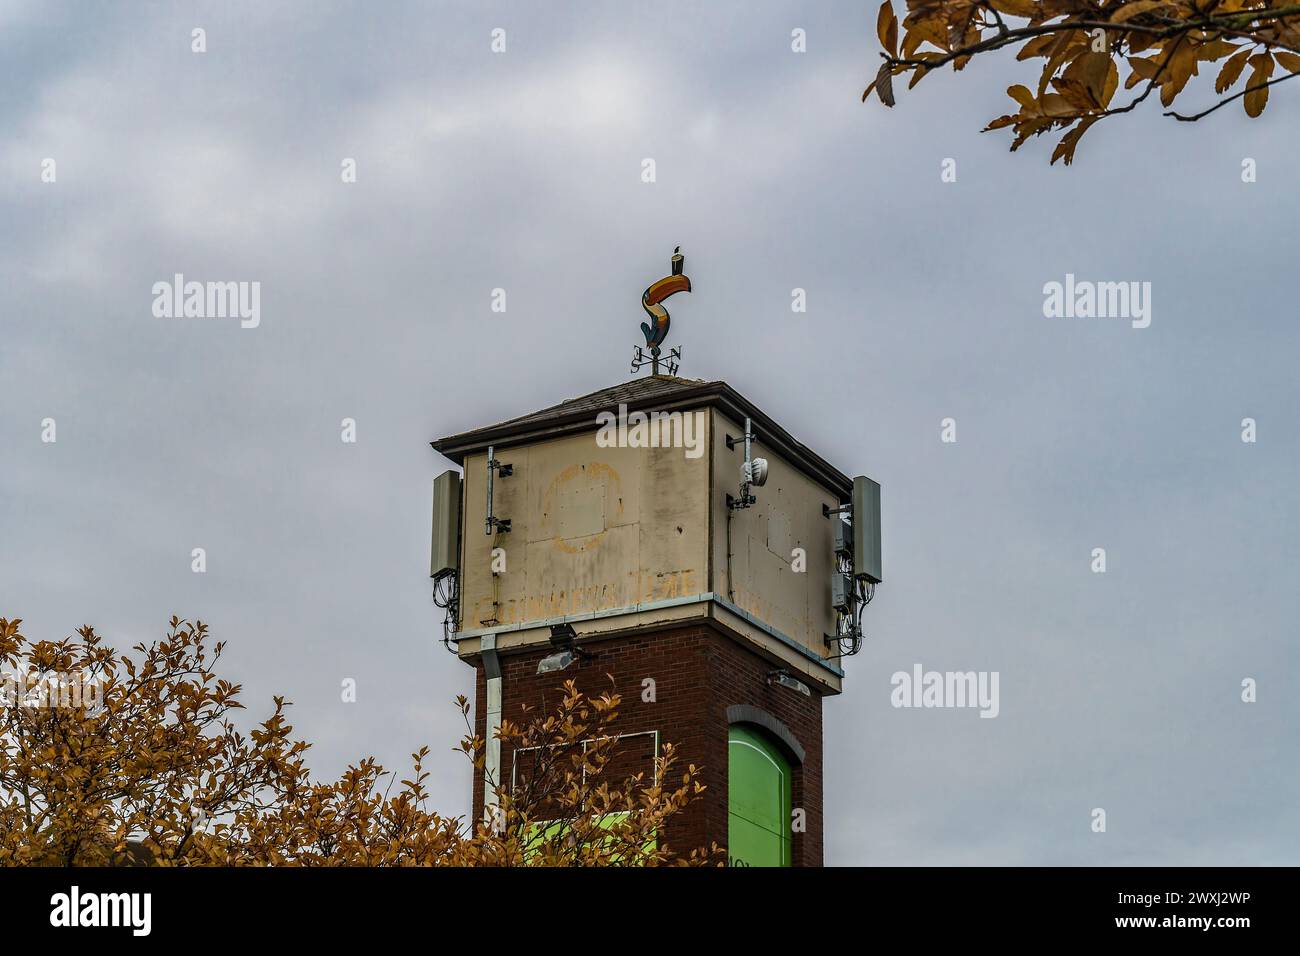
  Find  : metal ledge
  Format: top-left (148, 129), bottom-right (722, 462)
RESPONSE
top-left (455, 591), bottom-right (844, 680)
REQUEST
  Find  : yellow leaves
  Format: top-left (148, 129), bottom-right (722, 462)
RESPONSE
top-left (876, 1), bottom-right (898, 58)
top-left (905, 52), bottom-right (943, 89)
top-left (988, 87), bottom-right (1083, 154)
top-left (1108, 0), bottom-right (1174, 24)
top-left (443, 684), bottom-right (713, 867)
top-left (1009, 50), bottom-right (1119, 123)
top-left (1040, 31), bottom-right (1088, 96)
top-left (1276, 51), bottom-right (1300, 74)
top-left (1216, 48), bottom-right (1251, 93)
top-left (1126, 55), bottom-right (1161, 90)
top-left (1101, 57), bottom-right (1120, 108)
top-left (1159, 40), bottom-right (1200, 106)
top-left (1017, 34), bottom-right (1057, 62)
top-left (862, 0), bottom-right (1300, 164)
top-left (1244, 53), bottom-right (1275, 117)
top-left (989, 0), bottom-right (1042, 17)
top-left (1008, 84), bottom-right (1037, 110)
top-left (1051, 79), bottom-right (1093, 110)
top-left (1196, 39), bottom-right (1239, 62)
top-left (988, 71), bottom-right (1118, 164)
top-left (1054, 51), bottom-right (1118, 109)
top-left (903, 18), bottom-right (950, 58)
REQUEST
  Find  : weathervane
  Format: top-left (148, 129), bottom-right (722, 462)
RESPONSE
top-left (631, 247), bottom-right (690, 376)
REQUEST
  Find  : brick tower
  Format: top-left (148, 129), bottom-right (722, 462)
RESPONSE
top-left (430, 376), bottom-right (880, 866)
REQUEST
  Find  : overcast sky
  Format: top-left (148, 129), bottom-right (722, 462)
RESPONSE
top-left (2, 0), bottom-right (1296, 865)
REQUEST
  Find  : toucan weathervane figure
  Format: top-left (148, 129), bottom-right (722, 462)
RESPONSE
top-left (633, 247), bottom-right (691, 376)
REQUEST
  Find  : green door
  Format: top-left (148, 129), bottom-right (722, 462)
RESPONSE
top-left (727, 724), bottom-right (792, 867)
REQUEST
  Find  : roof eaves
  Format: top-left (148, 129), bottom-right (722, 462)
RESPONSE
top-left (431, 378), bottom-right (853, 500)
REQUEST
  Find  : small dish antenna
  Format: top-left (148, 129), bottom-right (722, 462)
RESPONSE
top-left (742, 456), bottom-right (769, 488)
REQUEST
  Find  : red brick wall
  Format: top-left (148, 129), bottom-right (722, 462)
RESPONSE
top-left (468, 623), bottom-right (824, 866)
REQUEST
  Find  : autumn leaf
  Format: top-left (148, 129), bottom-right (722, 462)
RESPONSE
top-left (0, 617), bottom-right (715, 867)
top-left (864, 61), bottom-right (897, 106)
top-left (876, 1), bottom-right (898, 58)
top-left (990, 0), bottom-right (1041, 17)
top-left (1276, 51), bottom-right (1300, 74)
top-left (1216, 48), bottom-right (1251, 93)
top-left (1244, 54), bottom-right (1275, 117)
top-left (1109, 0), bottom-right (1174, 23)
top-left (1063, 51), bottom-right (1114, 109)
top-left (1007, 84), bottom-right (1037, 110)
top-left (1126, 55), bottom-right (1160, 90)
top-left (1160, 41), bottom-right (1200, 106)
top-left (864, 0), bottom-right (1300, 164)
top-left (1196, 39), bottom-right (1239, 62)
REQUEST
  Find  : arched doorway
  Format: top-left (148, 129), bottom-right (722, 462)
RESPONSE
top-left (727, 724), bottom-right (792, 867)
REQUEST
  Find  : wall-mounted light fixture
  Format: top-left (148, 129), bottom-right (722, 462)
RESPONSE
top-left (537, 623), bottom-right (592, 674)
top-left (767, 669), bottom-right (810, 696)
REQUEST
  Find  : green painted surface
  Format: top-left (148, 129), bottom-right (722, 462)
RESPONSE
top-left (524, 812), bottom-right (656, 864)
top-left (727, 724), bottom-right (791, 867)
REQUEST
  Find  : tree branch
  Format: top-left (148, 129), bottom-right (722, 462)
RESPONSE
top-left (1165, 67), bottom-right (1300, 119)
